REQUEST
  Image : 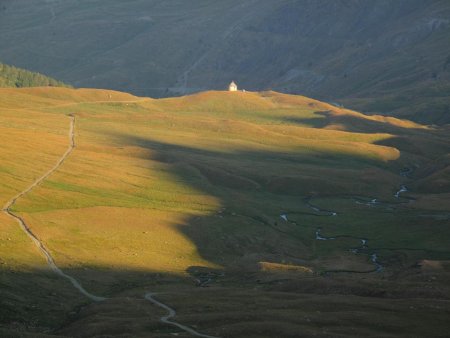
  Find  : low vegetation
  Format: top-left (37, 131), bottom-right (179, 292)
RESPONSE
top-left (0, 87), bottom-right (449, 337)
top-left (0, 62), bottom-right (70, 88)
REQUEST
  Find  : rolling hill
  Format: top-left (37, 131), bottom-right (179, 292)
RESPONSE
top-left (1, 86), bottom-right (449, 337)
top-left (0, 0), bottom-right (450, 123)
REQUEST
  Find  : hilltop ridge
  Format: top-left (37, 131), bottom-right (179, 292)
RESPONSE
top-left (1, 0), bottom-right (449, 123)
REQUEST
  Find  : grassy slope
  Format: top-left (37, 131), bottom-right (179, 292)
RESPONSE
top-left (0, 87), bottom-right (449, 337)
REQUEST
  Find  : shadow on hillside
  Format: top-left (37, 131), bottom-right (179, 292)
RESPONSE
top-left (282, 111), bottom-right (330, 128)
top-left (284, 110), bottom-right (434, 135)
top-left (284, 111), bottom-right (450, 167)
top-left (4, 115), bottom-right (449, 336)
top-left (101, 131), bottom-right (409, 274)
top-left (2, 261), bottom-right (450, 337)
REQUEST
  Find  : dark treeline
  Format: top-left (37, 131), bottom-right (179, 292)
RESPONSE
top-left (0, 62), bottom-right (71, 88)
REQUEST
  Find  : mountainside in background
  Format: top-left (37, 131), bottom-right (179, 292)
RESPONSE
top-left (0, 61), bottom-right (70, 88)
top-left (1, 0), bottom-right (450, 123)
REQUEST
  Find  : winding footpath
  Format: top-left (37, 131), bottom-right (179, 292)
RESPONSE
top-left (1, 116), bottom-right (105, 301)
top-left (145, 293), bottom-right (218, 338)
top-left (2, 115), bottom-right (218, 338)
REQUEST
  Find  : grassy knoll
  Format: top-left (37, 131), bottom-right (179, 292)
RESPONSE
top-left (1, 87), bottom-right (449, 336)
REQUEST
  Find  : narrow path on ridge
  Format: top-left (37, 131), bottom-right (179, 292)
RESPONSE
top-left (2, 115), bottom-right (219, 337)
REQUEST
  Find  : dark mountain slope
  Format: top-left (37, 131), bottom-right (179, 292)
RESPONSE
top-left (0, 0), bottom-right (449, 123)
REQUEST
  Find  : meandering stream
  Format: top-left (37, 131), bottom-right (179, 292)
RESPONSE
top-left (305, 197), bottom-right (337, 216)
top-left (305, 175), bottom-right (414, 274)
top-left (306, 197), bottom-right (384, 273)
top-left (395, 185), bottom-right (408, 198)
top-left (314, 228), bottom-right (383, 273)
top-left (280, 175), bottom-right (415, 274)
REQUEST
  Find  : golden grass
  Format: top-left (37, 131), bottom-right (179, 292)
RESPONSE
top-left (0, 213), bottom-right (47, 269)
top-left (23, 207), bottom-right (218, 274)
top-left (0, 88), bottom-right (441, 276)
top-left (0, 110), bottom-right (68, 206)
top-left (1, 87), bottom-right (449, 336)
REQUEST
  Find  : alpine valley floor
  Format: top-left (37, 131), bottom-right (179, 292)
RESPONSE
top-left (1, 87), bottom-right (449, 337)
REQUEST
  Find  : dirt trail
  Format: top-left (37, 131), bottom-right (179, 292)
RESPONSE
top-left (2, 115), bottom-right (219, 336)
top-left (2, 115), bottom-right (105, 302)
top-left (145, 293), bottom-right (219, 338)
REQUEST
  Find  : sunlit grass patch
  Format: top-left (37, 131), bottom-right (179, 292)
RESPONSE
top-left (1, 87), bottom-right (449, 336)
